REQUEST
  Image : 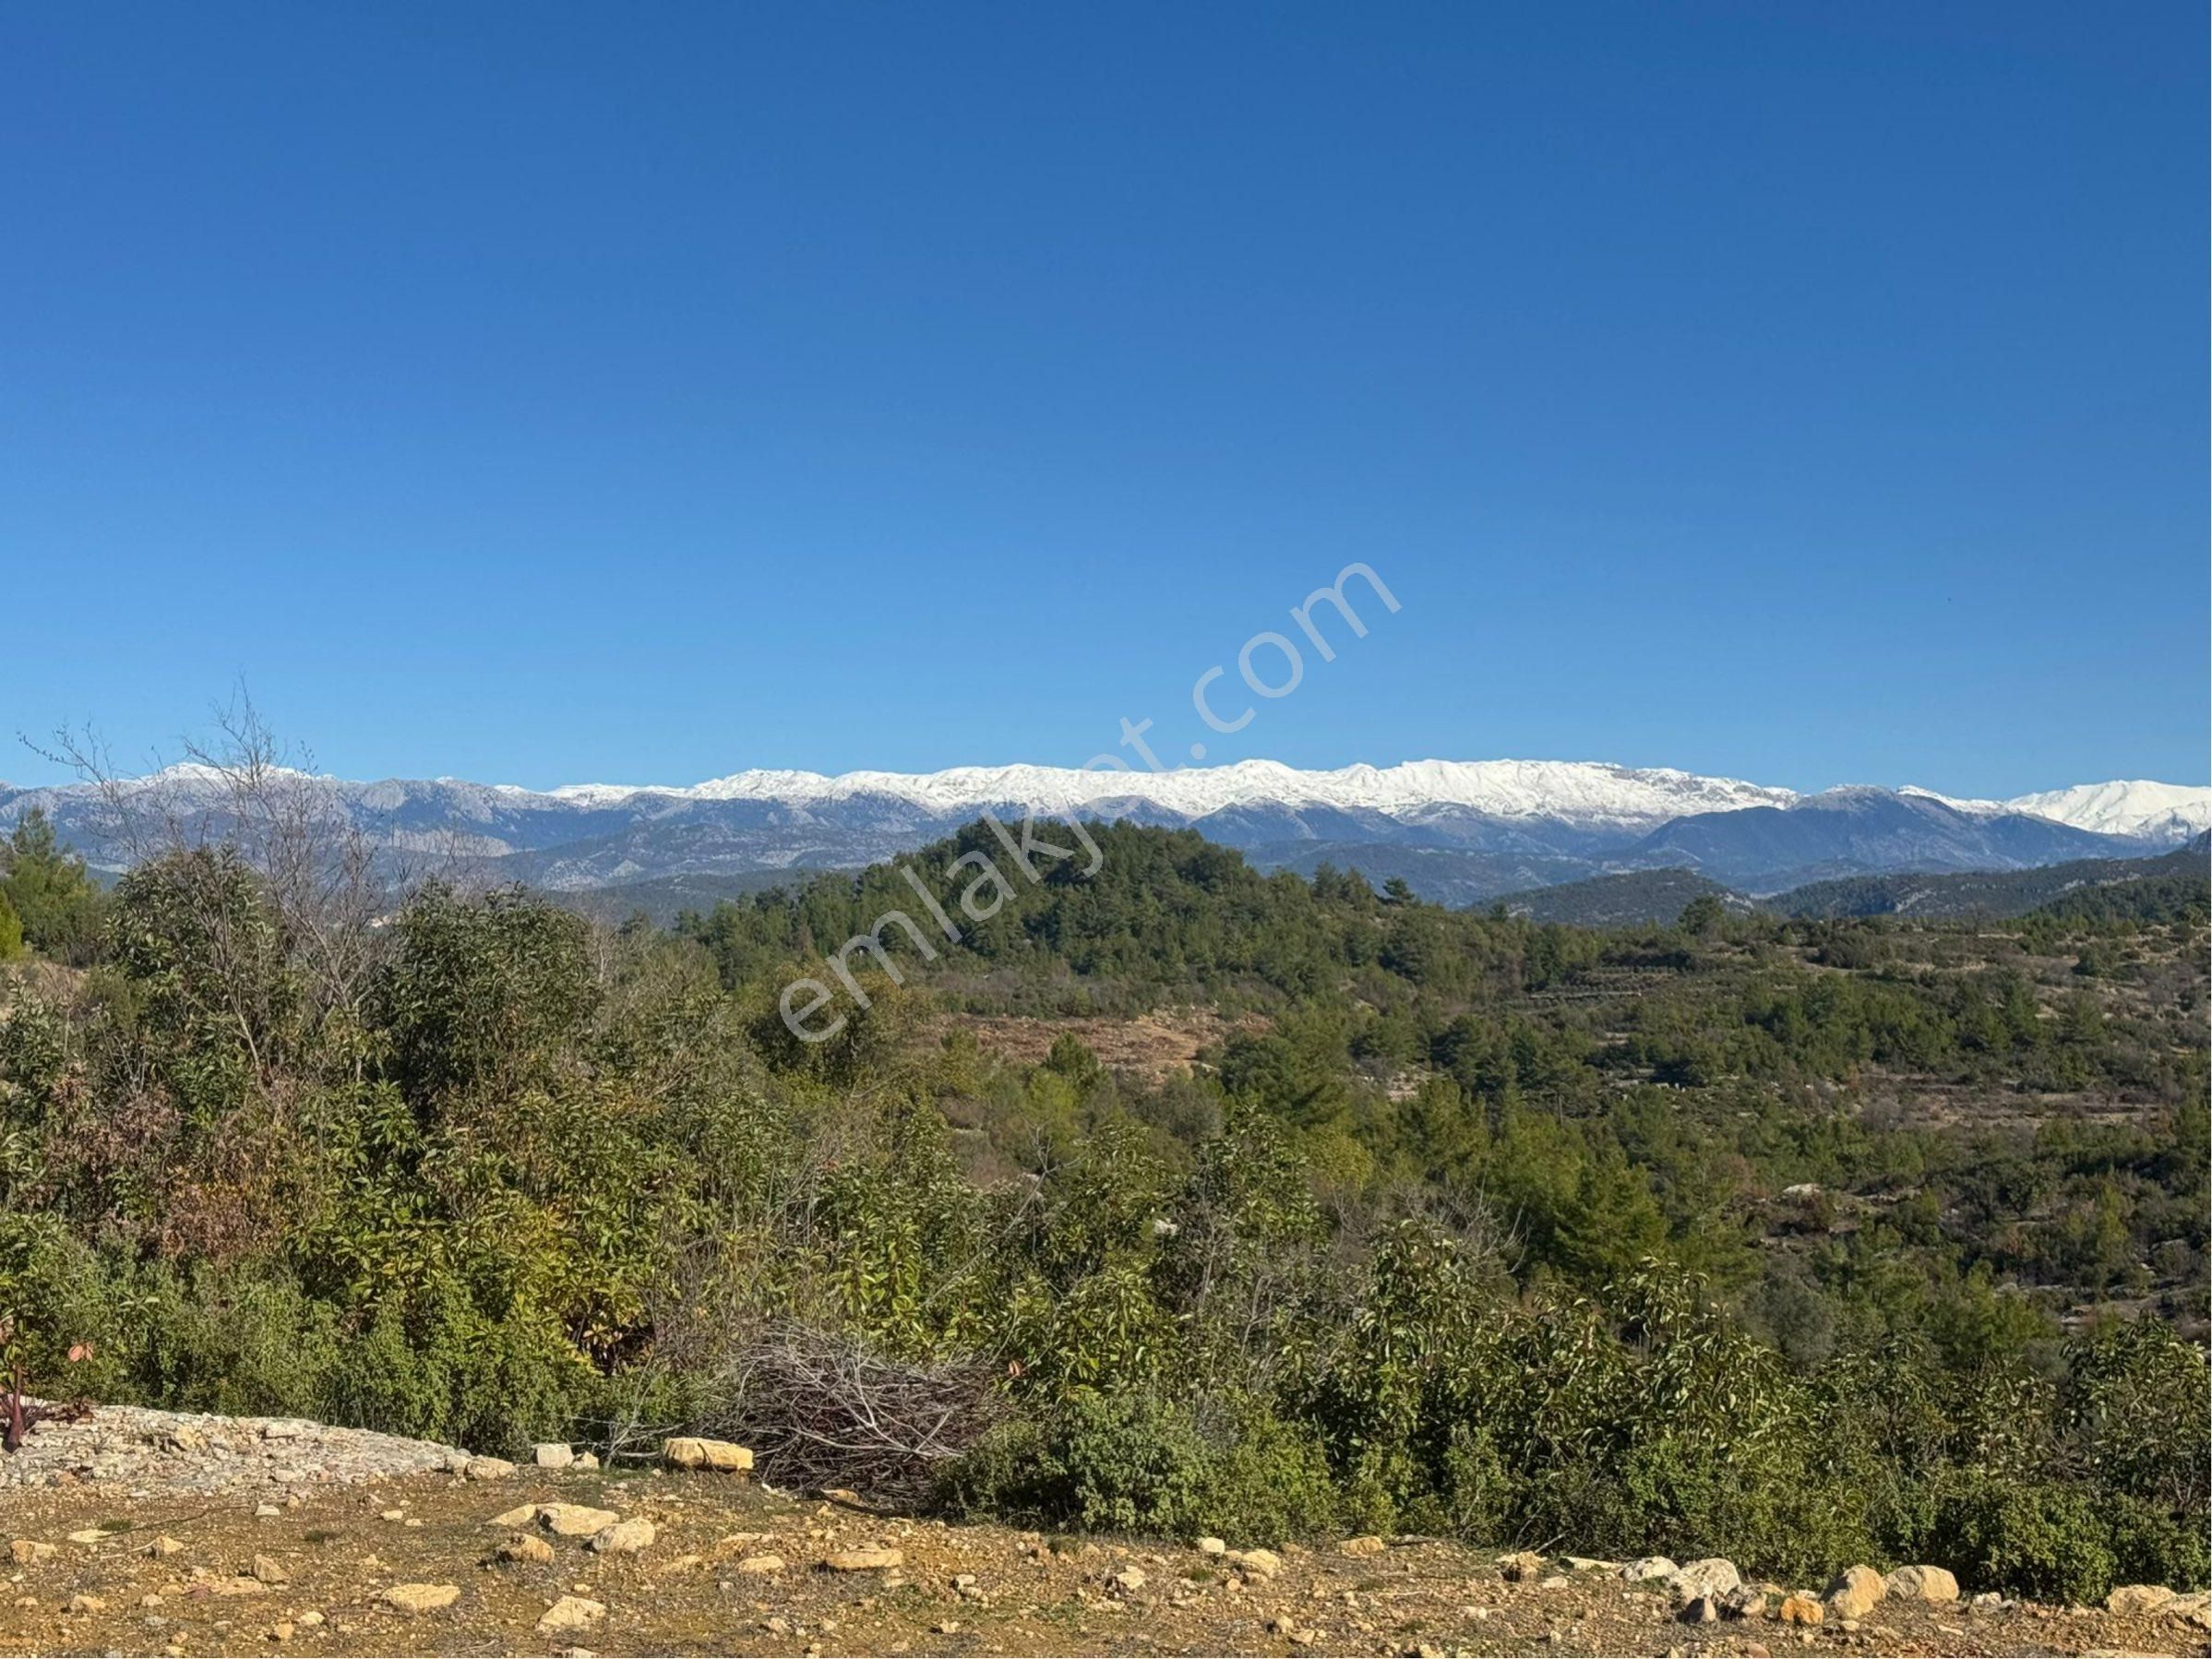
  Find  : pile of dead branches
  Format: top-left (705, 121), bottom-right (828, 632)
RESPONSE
top-left (705, 1324), bottom-right (1008, 1505)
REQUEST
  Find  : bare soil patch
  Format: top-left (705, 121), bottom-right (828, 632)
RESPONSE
top-left (0, 1458), bottom-right (2203, 1658)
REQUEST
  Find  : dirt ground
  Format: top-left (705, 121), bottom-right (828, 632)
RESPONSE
top-left (2, 1463), bottom-right (2203, 1659)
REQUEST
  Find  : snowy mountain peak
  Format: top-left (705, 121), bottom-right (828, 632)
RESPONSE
top-left (532, 758), bottom-right (1799, 827)
top-left (2002, 780), bottom-right (2212, 843)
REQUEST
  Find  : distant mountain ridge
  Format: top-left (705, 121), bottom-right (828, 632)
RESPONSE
top-left (1616, 787), bottom-right (2132, 892)
top-left (1, 758), bottom-right (2203, 908)
top-left (1501, 836), bottom-right (2211, 927)
top-left (524, 758), bottom-right (1799, 825)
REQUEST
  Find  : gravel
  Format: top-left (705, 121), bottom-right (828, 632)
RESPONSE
top-left (0, 1402), bottom-right (480, 1498)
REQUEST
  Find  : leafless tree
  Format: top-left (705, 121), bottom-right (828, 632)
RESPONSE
top-left (31, 691), bottom-right (405, 1079)
top-left (182, 697), bottom-right (391, 1046)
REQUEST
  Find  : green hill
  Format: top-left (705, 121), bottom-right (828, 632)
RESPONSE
top-left (1492, 866), bottom-right (1750, 926)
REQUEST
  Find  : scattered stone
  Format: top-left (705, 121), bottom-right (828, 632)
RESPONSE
top-left (534, 1443), bottom-right (576, 1468)
top-left (379, 1582), bottom-right (461, 1613)
top-left (538, 1504), bottom-right (621, 1538)
top-left (537, 1594), bottom-right (607, 1634)
top-left (1823, 1564), bottom-right (1885, 1620)
top-left (0, 1404), bottom-right (462, 1499)
top-left (8, 1411), bottom-right (2171, 1658)
top-left (1779, 1593), bottom-right (1824, 1627)
top-left (1232, 1547), bottom-right (1284, 1580)
top-left (461, 1456), bottom-right (515, 1481)
top-left (1883, 1564), bottom-right (1958, 1603)
top-left (379, 1509), bottom-right (405, 1522)
top-left (664, 1436), bottom-right (754, 1473)
top-left (2168, 1592), bottom-right (2212, 1629)
top-left (1719, 1584), bottom-right (1768, 1619)
top-left (823, 1547), bottom-right (903, 1571)
top-left (1670, 1558), bottom-right (1740, 1604)
top-left (590, 1518), bottom-right (656, 1555)
top-left (2107, 1584), bottom-right (2178, 1617)
top-left (255, 1504), bottom-right (281, 1518)
top-left (575, 1451), bottom-right (601, 1469)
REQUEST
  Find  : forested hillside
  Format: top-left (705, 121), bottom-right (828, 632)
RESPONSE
top-left (1774, 839), bottom-right (2212, 923)
top-left (0, 806), bottom-right (2205, 1605)
top-left (1493, 839), bottom-right (2211, 928)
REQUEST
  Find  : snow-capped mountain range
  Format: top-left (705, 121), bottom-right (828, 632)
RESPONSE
top-left (1901, 779), bottom-right (2212, 846)
top-left (529, 759), bottom-right (2206, 840)
top-left (540, 759), bottom-right (1797, 824)
top-left (2, 759), bottom-right (2203, 908)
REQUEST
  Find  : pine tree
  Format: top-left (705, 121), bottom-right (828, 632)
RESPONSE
top-left (0, 808), bottom-right (104, 961)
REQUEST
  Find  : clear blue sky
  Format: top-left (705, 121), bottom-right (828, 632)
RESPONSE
top-left (2, 3), bottom-right (2203, 797)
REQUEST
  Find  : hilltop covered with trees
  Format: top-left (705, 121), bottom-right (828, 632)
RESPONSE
top-left (0, 772), bottom-right (2204, 1605)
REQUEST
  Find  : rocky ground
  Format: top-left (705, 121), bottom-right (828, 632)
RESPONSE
top-left (0, 1404), bottom-right (492, 1497)
top-left (0, 1406), bottom-right (2206, 1659)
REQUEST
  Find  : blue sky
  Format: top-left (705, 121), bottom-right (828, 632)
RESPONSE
top-left (2, 3), bottom-right (2203, 797)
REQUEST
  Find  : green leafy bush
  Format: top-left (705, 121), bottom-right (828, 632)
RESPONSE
top-left (946, 1390), bottom-right (1336, 1544)
top-left (1931, 1476), bottom-right (2117, 1605)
